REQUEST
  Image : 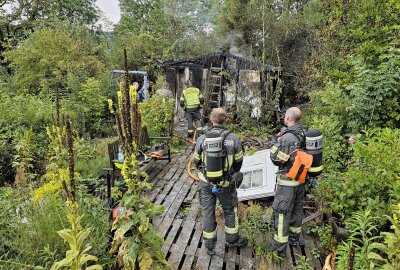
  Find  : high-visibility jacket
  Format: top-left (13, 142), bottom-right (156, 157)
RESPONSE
top-left (180, 87), bottom-right (203, 110)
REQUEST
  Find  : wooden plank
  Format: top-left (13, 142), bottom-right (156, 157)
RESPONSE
top-left (162, 218), bottom-right (184, 254)
top-left (154, 158), bottom-right (188, 205)
top-left (181, 223), bottom-right (203, 270)
top-left (148, 154), bottom-right (187, 202)
top-left (149, 155), bottom-right (179, 185)
top-left (156, 183), bottom-right (193, 230)
top-left (225, 247), bottom-right (237, 270)
top-left (196, 239), bottom-right (212, 270)
top-left (303, 233), bottom-right (322, 269)
top-left (208, 229), bottom-right (225, 270)
top-left (168, 219), bottom-right (197, 269)
top-left (156, 172), bottom-right (193, 226)
top-left (186, 195), bottom-right (201, 221)
top-left (157, 217), bottom-right (174, 239)
top-left (154, 179), bottom-right (185, 227)
top-left (239, 246), bottom-right (254, 270)
top-left (147, 160), bottom-right (167, 183)
top-left (155, 172), bottom-right (194, 235)
top-left (165, 177), bottom-right (193, 218)
top-left (159, 172), bottom-right (188, 208)
top-left (184, 182), bottom-right (199, 204)
top-left (302, 211), bottom-right (322, 225)
top-left (139, 159), bottom-right (156, 174)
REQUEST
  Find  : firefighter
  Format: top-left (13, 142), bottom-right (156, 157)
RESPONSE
top-left (193, 108), bottom-right (247, 255)
top-left (156, 82), bottom-right (173, 99)
top-left (269, 107), bottom-right (306, 258)
top-left (180, 80), bottom-right (204, 137)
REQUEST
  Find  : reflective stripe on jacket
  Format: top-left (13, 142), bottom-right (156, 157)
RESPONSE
top-left (270, 124), bottom-right (305, 186)
top-left (194, 127), bottom-right (243, 182)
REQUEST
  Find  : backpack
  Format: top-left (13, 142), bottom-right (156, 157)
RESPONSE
top-left (203, 129), bottom-right (230, 183)
top-left (281, 128), bottom-right (323, 182)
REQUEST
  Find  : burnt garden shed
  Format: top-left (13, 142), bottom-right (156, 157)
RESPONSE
top-left (161, 52), bottom-right (283, 123)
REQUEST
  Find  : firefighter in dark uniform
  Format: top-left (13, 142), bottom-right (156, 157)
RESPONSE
top-left (270, 107), bottom-right (306, 258)
top-left (180, 79), bottom-right (204, 137)
top-left (193, 108), bottom-right (247, 255)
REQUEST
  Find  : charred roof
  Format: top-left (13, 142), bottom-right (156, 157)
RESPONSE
top-left (162, 51), bottom-right (281, 74)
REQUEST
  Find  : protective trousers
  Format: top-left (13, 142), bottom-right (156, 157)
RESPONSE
top-left (199, 181), bottom-right (239, 248)
top-left (272, 183), bottom-right (305, 253)
top-left (185, 110), bottom-right (202, 136)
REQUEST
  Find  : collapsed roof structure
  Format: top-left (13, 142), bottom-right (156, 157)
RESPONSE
top-left (161, 51), bottom-right (283, 122)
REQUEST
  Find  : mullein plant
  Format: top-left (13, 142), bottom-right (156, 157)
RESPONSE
top-left (51, 116), bottom-right (102, 270)
top-left (108, 49), bottom-right (170, 270)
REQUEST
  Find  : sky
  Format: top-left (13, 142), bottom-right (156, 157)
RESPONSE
top-left (96, 0), bottom-right (121, 24)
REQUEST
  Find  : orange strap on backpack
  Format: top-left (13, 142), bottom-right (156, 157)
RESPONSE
top-left (286, 150), bottom-right (313, 183)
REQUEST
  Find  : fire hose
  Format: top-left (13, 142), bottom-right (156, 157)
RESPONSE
top-left (172, 127), bottom-right (199, 181)
top-left (187, 155), bottom-right (200, 181)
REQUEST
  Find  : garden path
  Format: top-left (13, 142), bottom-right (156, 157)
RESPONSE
top-left (144, 147), bottom-right (322, 270)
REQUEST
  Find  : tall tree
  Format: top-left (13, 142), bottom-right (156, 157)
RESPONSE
top-left (0, 0), bottom-right (99, 69)
top-left (217, 0), bottom-right (323, 105)
top-left (113, 0), bottom-right (223, 70)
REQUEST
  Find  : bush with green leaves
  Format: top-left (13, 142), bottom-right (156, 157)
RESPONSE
top-left (369, 203), bottom-right (400, 269)
top-left (241, 203), bottom-right (279, 265)
top-left (317, 224), bottom-right (337, 252)
top-left (314, 128), bottom-right (400, 221)
top-left (63, 77), bottom-right (112, 138)
top-left (0, 187), bottom-right (110, 269)
top-left (139, 95), bottom-right (174, 137)
top-left (0, 91), bottom-right (53, 185)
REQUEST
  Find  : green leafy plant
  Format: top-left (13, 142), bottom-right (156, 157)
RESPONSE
top-left (12, 128), bottom-right (38, 186)
top-left (317, 224), bottom-right (337, 252)
top-left (139, 95), bottom-right (174, 137)
top-left (241, 203), bottom-right (279, 265)
top-left (315, 128), bottom-right (400, 221)
top-left (108, 51), bottom-right (170, 270)
top-left (335, 208), bottom-right (381, 269)
top-left (368, 203), bottom-right (400, 269)
top-left (51, 201), bottom-right (102, 270)
top-left (294, 255), bottom-right (314, 270)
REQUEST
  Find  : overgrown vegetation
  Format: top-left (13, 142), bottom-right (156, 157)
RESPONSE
top-left (241, 203), bottom-right (280, 267)
top-left (108, 50), bottom-right (169, 269)
top-left (139, 95), bottom-right (174, 137)
top-left (1, 0), bottom-right (399, 268)
top-left (307, 0), bottom-right (400, 268)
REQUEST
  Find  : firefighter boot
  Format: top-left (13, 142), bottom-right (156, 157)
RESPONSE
top-left (226, 234), bottom-right (248, 248)
top-left (205, 238), bottom-right (216, 255)
top-left (278, 248), bottom-right (287, 258)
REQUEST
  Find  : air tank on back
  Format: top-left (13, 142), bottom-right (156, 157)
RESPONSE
top-left (305, 130), bottom-right (323, 177)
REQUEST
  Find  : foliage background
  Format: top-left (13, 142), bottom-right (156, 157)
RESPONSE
top-left (0, 0), bottom-right (399, 268)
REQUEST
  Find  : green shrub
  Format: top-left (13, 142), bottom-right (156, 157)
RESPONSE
top-left (139, 95), bottom-right (174, 137)
top-left (241, 203), bottom-right (278, 264)
top-left (74, 138), bottom-right (109, 179)
top-left (315, 128), bottom-right (400, 221)
top-left (317, 224), bottom-right (337, 252)
top-left (0, 92), bottom-right (53, 185)
top-left (63, 77), bottom-right (113, 137)
top-left (369, 203), bottom-right (400, 269)
top-left (0, 188), bottom-right (110, 268)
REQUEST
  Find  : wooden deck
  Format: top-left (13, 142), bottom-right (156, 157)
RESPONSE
top-left (144, 147), bottom-right (323, 270)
